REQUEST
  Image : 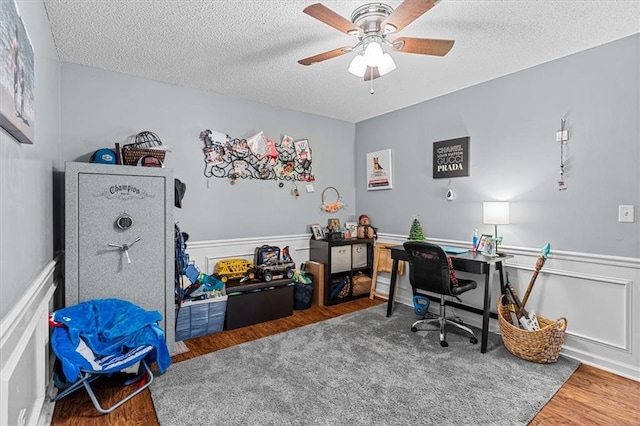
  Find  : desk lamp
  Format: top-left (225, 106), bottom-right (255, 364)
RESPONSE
top-left (483, 202), bottom-right (510, 254)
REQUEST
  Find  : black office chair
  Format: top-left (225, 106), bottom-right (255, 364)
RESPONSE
top-left (404, 241), bottom-right (478, 347)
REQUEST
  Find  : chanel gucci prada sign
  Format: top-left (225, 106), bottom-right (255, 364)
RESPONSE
top-left (433, 137), bottom-right (470, 179)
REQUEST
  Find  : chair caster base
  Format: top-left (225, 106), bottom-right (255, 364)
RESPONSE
top-left (411, 326), bottom-right (418, 332)
top-left (470, 337), bottom-right (478, 344)
top-left (440, 340), bottom-right (448, 347)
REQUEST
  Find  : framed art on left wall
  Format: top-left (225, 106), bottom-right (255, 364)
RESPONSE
top-left (0, 0), bottom-right (35, 144)
top-left (366, 149), bottom-right (393, 190)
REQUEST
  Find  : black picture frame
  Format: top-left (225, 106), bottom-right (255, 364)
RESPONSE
top-left (433, 136), bottom-right (470, 179)
top-left (311, 224), bottom-right (324, 240)
top-left (327, 218), bottom-right (341, 232)
top-left (476, 234), bottom-right (492, 252)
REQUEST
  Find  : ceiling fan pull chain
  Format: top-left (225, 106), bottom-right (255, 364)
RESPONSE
top-left (370, 68), bottom-right (375, 94)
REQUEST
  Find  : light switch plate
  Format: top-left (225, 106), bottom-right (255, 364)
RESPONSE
top-left (306, 184), bottom-right (314, 193)
top-left (618, 205), bottom-right (635, 223)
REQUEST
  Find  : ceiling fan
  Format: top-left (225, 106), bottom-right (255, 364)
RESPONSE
top-left (298, 0), bottom-right (454, 82)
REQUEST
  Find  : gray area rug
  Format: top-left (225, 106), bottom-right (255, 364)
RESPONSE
top-left (150, 304), bottom-right (579, 425)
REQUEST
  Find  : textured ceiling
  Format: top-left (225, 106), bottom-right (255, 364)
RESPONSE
top-left (43, 0), bottom-right (639, 123)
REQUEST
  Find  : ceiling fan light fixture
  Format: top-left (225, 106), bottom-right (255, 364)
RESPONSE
top-left (298, 0), bottom-right (454, 84)
top-left (348, 53), bottom-right (368, 77)
top-left (363, 41), bottom-right (384, 66)
top-left (377, 52), bottom-right (396, 76)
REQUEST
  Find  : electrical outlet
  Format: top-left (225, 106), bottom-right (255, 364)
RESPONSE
top-left (618, 205), bottom-right (635, 223)
top-left (306, 184), bottom-right (314, 193)
top-left (556, 131), bottom-right (562, 142)
top-left (556, 130), bottom-right (569, 142)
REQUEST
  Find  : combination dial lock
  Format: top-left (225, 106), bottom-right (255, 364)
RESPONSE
top-left (116, 214), bottom-right (133, 230)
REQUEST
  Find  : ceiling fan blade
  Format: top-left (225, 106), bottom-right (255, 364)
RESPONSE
top-left (391, 37), bottom-right (454, 56)
top-left (381, 0), bottom-right (439, 34)
top-left (298, 46), bottom-right (353, 66)
top-left (363, 67), bottom-right (381, 81)
top-left (303, 3), bottom-right (363, 36)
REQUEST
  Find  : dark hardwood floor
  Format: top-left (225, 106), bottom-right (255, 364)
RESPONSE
top-left (51, 297), bottom-right (640, 425)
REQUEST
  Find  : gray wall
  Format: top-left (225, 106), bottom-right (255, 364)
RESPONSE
top-left (1, 9), bottom-right (637, 325)
top-left (0, 1), bottom-right (61, 320)
top-left (356, 34), bottom-right (639, 258)
top-left (60, 63), bottom-right (357, 242)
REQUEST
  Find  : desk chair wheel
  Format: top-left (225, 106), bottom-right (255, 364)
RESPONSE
top-left (470, 337), bottom-right (478, 344)
top-left (440, 340), bottom-right (448, 347)
top-left (411, 326), bottom-right (418, 332)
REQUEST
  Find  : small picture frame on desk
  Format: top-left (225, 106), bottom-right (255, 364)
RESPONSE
top-left (311, 224), bottom-right (324, 240)
top-left (476, 234), bottom-right (491, 253)
top-left (481, 237), bottom-right (497, 257)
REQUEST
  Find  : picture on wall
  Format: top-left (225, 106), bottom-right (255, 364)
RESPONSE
top-left (433, 137), bottom-right (470, 179)
top-left (366, 149), bottom-right (393, 190)
top-left (0, 0), bottom-right (35, 144)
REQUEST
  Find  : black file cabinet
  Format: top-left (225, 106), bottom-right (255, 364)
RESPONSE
top-left (309, 238), bottom-right (373, 306)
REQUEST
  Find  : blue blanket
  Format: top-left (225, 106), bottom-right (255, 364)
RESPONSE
top-left (51, 298), bottom-right (172, 381)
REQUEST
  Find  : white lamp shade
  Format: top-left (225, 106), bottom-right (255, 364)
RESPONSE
top-left (377, 53), bottom-right (396, 76)
top-left (348, 54), bottom-right (367, 77)
top-left (483, 202), bottom-right (510, 225)
top-left (363, 41), bottom-right (384, 66)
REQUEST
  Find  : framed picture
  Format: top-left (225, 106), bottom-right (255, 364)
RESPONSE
top-left (476, 234), bottom-right (492, 253)
top-left (481, 237), bottom-right (497, 257)
top-left (0, 0), bottom-right (35, 144)
top-left (345, 221), bottom-right (357, 238)
top-left (328, 218), bottom-right (341, 232)
top-left (433, 137), bottom-right (470, 179)
top-left (366, 149), bottom-right (393, 190)
top-left (311, 224), bottom-right (324, 240)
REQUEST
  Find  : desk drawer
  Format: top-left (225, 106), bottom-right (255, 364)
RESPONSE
top-left (451, 258), bottom-right (488, 275)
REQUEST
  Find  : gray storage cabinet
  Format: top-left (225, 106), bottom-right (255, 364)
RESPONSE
top-left (65, 162), bottom-right (175, 351)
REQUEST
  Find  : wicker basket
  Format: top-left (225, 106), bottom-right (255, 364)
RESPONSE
top-left (497, 294), bottom-right (567, 363)
top-left (121, 146), bottom-right (166, 166)
top-left (352, 272), bottom-right (372, 296)
top-left (121, 131), bottom-right (166, 165)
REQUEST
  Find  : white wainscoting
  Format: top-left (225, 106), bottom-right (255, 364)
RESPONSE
top-left (178, 233), bottom-right (639, 381)
top-left (185, 234), bottom-right (312, 277)
top-left (3, 235), bottom-right (635, 426)
top-left (0, 260), bottom-right (58, 426)
top-left (374, 234), bottom-right (640, 382)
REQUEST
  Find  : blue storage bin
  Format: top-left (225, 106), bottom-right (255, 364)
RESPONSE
top-left (175, 295), bottom-right (227, 341)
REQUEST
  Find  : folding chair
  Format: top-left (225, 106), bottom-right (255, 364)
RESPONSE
top-left (51, 326), bottom-right (155, 414)
top-left (49, 298), bottom-right (171, 414)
